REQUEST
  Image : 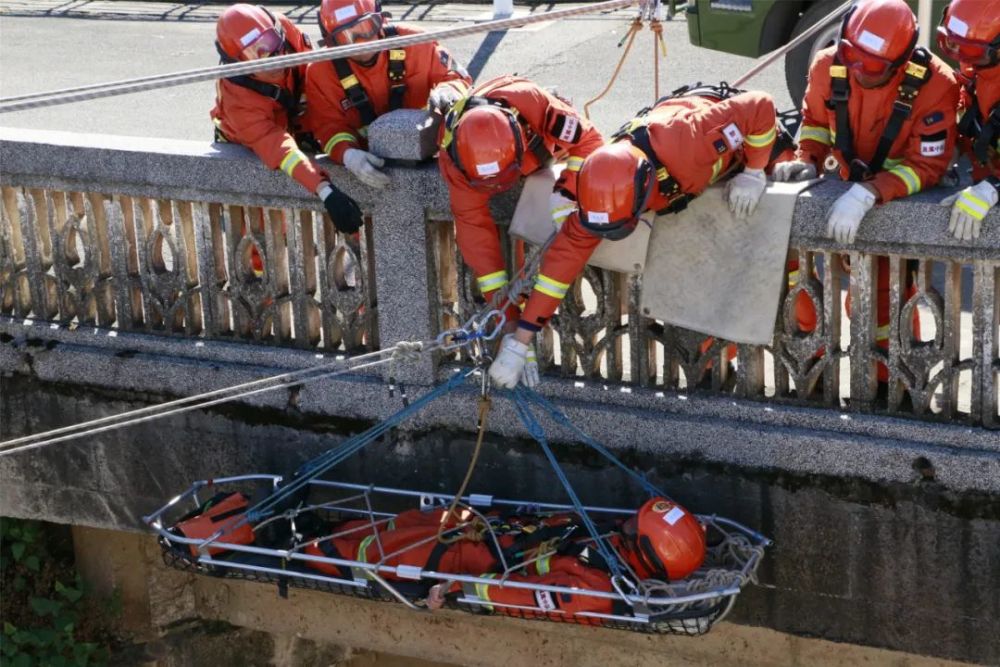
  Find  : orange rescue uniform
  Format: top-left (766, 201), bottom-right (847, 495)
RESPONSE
top-left (305, 25), bottom-right (471, 164)
top-left (303, 508), bottom-right (624, 621)
top-left (796, 47), bottom-right (960, 203)
top-left (520, 91), bottom-right (777, 330)
top-left (439, 76), bottom-right (605, 310)
top-left (210, 13), bottom-right (327, 195)
top-left (794, 47), bottom-right (959, 382)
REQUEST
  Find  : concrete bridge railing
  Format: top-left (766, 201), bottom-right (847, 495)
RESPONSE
top-left (1, 118), bottom-right (999, 498)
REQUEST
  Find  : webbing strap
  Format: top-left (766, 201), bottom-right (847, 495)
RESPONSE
top-left (517, 387), bottom-right (670, 500)
top-left (333, 58), bottom-right (376, 127)
top-left (225, 75), bottom-right (298, 118)
top-left (829, 49), bottom-right (933, 180)
top-left (616, 121), bottom-right (691, 215)
top-left (509, 386), bottom-right (624, 579)
top-left (247, 370), bottom-right (469, 523)
top-left (384, 26), bottom-right (407, 111)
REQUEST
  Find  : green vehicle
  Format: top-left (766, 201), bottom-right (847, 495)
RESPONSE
top-left (684, 0), bottom-right (950, 104)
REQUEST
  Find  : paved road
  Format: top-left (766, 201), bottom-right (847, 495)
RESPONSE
top-left (0, 2), bottom-right (793, 140)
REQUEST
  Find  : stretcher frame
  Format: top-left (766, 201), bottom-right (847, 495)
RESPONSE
top-left (145, 475), bottom-right (770, 636)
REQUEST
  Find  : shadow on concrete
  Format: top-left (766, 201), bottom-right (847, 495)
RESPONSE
top-left (466, 29), bottom-right (508, 81)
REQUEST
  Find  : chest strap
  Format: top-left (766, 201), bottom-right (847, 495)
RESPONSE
top-left (827, 48), bottom-right (933, 181)
top-left (612, 120), bottom-right (692, 215)
top-left (331, 26), bottom-right (407, 128)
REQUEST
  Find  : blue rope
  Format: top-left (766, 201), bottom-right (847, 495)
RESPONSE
top-left (510, 386), bottom-right (623, 578)
top-left (518, 387), bottom-right (670, 500)
top-left (246, 370), bottom-right (470, 523)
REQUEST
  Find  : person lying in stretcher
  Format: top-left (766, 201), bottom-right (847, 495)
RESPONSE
top-left (302, 497), bottom-right (706, 620)
top-left (171, 493), bottom-right (706, 620)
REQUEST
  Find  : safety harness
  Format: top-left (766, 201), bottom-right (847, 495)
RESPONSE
top-left (439, 77), bottom-right (554, 175)
top-left (957, 82), bottom-right (1000, 167)
top-left (331, 25), bottom-right (407, 127)
top-left (827, 47), bottom-right (933, 181)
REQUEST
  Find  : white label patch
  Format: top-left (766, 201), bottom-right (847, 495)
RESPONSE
top-left (722, 123), bottom-right (744, 150)
top-left (334, 5), bottom-right (359, 22)
top-left (858, 30), bottom-right (887, 55)
top-left (921, 140), bottom-right (946, 156)
top-left (475, 161), bottom-right (500, 176)
top-left (558, 116), bottom-right (579, 143)
top-left (587, 211), bottom-right (610, 224)
top-left (240, 28), bottom-right (262, 47)
top-left (947, 15), bottom-right (969, 38)
top-left (663, 506), bottom-right (686, 526)
top-left (535, 590), bottom-right (556, 612)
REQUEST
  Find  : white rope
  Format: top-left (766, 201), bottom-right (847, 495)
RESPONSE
top-left (0, 0), bottom-right (635, 113)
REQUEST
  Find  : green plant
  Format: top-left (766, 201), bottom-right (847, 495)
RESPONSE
top-left (0, 518), bottom-right (115, 666)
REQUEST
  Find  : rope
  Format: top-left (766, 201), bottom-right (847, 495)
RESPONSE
top-left (246, 368), bottom-right (471, 523)
top-left (517, 387), bottom-right (669, 500)
top-left (0, 0), bottom-right (635, 114)
top-left (583, 17), bottom-right (642, 119)
top-left (509, 386), bottom-right (624, 579)
top-left (437, 395), bottom-right (491, 541)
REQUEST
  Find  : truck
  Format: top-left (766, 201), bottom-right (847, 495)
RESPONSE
top-left (683, 0), bottom-right (950, 105)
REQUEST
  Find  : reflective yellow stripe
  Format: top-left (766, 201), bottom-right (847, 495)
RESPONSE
top-left (533, 274), bottom-right (570, 299)
top-left (474, 573), bottom-right (498, 611)
top-left (800, 125), bottom-right (832, 145)
top-left (830, 65), bottom-right (848, 78)
top-left (536, 554), bottom-right (551, 575)
top-left (710, 158), bottom-right (724, 184)
top-left (551, 204), bottom-right (576, 227)
top-left (279, 150), bottom-right (306, 177)
top-left (358, 126), bottom-right (369, 138)
top-left (341, 74), bottom-right (360, 88)
top-left (324, 132), bottom-right (357, 155)
top-left (565, 156), bottom-right (585, 172)
top-left (356, 535), bottom-right (376, 563)
top-left (888, 164), bottom-right (921, 195)
top-left (875, 324), bottom-right (890, 342)
top-left (477, 270), bottom-right (508, 293)
top-left (957, 192), bottom-right (990, 220)
top-left (787, 269), bottom-right (800, 287)
top-left (745, 126), bottom-right (776, 148)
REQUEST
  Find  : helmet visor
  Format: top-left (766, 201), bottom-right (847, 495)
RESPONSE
top-left (837, 38), bottom-right (896, 78)
top-left (240, 27), bottom-right (284, 61)
top-left (936, 26), bottom-right (997, 67)
top-left (329, 13), bottom-right (383, 46)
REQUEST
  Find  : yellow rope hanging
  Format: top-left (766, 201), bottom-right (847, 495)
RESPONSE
top-left (583, 18), bottom-right (643, 119)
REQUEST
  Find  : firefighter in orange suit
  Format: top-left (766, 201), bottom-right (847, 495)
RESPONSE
top-left (488, 89), bottom-right (778, 388)
top-left (306, 0), bottom-right (472, 190)
top-left (936, 0), bottom-right (1000, 240)
top-left (211, 4), bottom-right (362, 234)
top-left (439, 75), bottom-right (605, 385)
top-left (771, 0), bottom-right (959, 387)
top-left (303, 497), bottom-right (706, 621)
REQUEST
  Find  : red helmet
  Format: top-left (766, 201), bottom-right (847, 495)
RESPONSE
top-left (216, 4), bottom-right (285, 63)
top-left (937, 0), bottom-right (1000, 69)
top-left (837, 0), bottom-right (918, 81)
top-left (576, 143), bottom-right (654, 241)
top-left (449, 105), bottom-right (526, 191)
top-left (319, 0), bottom-right (384, 47)
top-left (620, 497), bottom-right (706, 581)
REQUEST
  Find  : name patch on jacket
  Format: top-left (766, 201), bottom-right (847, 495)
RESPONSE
top-left (535, 590), bottom-right (557, 612)
top-left (722, 123), bottom-right (744, 150)
top-left (920, 131), bottom-right (947, 157)
top-left (550, 113), bottom-right (582, 144)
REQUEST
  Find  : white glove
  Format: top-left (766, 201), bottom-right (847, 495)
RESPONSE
top-left (343, 148), bottom-right (391, 189)
top-left (725, 168), bottom-right (767, 219)
top-left (826, 183), bottom-right (876, 244)
top-left (771, 160), bottom-right (817, 182)
top-left (549, 191), bottom-right (577, 227)
top-left (939, 180), bottom-right (998, 241)
top-left (521, 344), bottom-right (539, 388)
top-left (427, 84), bottom-right (464, 113)
top-left (489, 334), bottom-right (530, 389)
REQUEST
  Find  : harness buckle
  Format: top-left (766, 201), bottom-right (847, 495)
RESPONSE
top-left (848, 158), bottom-right (872, 182)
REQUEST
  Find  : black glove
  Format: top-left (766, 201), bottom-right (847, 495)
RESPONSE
top-left (319, 182), bottom-right (363, 234)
